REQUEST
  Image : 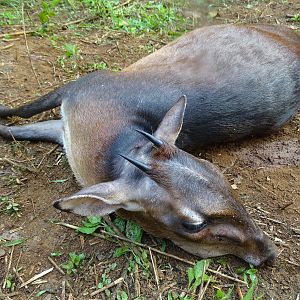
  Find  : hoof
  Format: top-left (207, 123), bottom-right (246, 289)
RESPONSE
top-left (0, 104), bottom-right (10, 118)
top-left (0, 124), bottom-right (12, 140)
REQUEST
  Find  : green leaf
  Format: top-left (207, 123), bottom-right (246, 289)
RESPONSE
top-left (86, 215), bottom-right (102, 225)
top-left (194, 260), bottom-right (205, 279)
top-left (216, 289), bottom-right (225, 299)
top-left (50, 0), bottom-right (60, 8)
top-left (50, 179), bottom-right (68, 183)
top-left (117, 291), bottom-right (128, 300)
top-left (235, 267), bottom-right (246, 274)
top-left (243, 275), bottom-right (258, 300)
top-left (51, 251), bottom-right (62, 257)
top-left (187, 267), bottom-right (194, 288)
top-left (216, 287), bottom-right (233, 300)
top-left (113, 246), bottom-right (130, 257)
top-left (77, 225), bottom-right (100, 234)
top-left (35, 290), bottom-right (48, 297)
top-left (2, 239), bottom-right (24, 247)
top-left (125, 220), bottom-right (143, 243)
top-left (113, 217), bottom-right (126, 233)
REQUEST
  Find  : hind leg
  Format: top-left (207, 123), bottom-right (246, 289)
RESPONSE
top-left (0, 120), bottom-right (63, 145)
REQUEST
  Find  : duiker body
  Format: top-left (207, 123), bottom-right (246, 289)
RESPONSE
top-left (1, 24), bottom-right (299, 266)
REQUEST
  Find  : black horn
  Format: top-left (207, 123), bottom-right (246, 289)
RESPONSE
top-left (136, 129), bottom-right (163, 147)
top-left (119, 154), bottom-right (151, 173)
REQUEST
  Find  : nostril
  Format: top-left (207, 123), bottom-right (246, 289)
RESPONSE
top-left (262, 248), bottom-right (277, 266)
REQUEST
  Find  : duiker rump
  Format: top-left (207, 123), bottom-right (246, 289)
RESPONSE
top-left (1, 24), bottom-right (299, 266)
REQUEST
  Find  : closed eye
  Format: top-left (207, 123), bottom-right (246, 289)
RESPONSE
top-left (182, 220), bottom-right (207, 233)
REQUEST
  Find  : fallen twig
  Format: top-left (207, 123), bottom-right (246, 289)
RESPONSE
top-left (0, 30), bottom-right (35, 38)
top-left (19, 267), bottom-right (54, 288)
top-left (13, 267), bottom-right (27, 289)
top-left (0, 157), bottom-right (37, 173)
top-left (198, 270), bottom-right (214, 300)
top-left (37, 145), bottom-right (59, 168)
top-left (236, 284), bottom-right (244, 300)
top-left (1, 44), bottom-right (15, 50)
top-left (48, 256), bottom-right (65, 275)
top-left (90, 277), bottom-right (124, 296)
top-left (149, 248), bottom-right (162, 300)
top-left (61, 280), bottom-right (66, 300)
top-left (280, 258), bottom-right (300, 267)
top-left (2, 246), bottom-right (14, 289)
top-left (56, 222), bottom-right (247, 285)
top-left (254, 181), bottom-right (277, 197)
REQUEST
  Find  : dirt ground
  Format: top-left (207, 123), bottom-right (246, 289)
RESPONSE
top-left (0, 1), bottom-right (299, 299)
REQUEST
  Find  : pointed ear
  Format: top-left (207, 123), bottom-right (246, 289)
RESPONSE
top-left (154, 95), bottom-right (187, 144)
top-left (53, 180), bottom-right (141, 216)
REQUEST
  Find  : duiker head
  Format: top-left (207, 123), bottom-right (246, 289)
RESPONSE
top-left (54, 96), bottom-right (276, 266)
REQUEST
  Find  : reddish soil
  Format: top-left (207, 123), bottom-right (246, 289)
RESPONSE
top-left (0, 1), bottom-right (299, 299)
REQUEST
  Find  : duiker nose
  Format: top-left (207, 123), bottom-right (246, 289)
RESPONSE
top-left (254, 234), bottom-right (277, 266)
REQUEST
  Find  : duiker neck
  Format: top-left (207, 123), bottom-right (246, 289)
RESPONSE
top-left (103, 124), bottom-right (154, 182)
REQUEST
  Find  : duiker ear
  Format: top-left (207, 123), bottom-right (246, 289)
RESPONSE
top-left (154, 95), bottom-right (187, 144)
top-left (53, 180), bottom-right (141, 216)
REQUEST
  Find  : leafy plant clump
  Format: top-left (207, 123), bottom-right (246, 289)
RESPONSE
top-left (62, 252), bottom-right (85, 275)
top-left (0, 196), bottom-right (21, 216)
top-left (291, 13), bottom-right (300, 22)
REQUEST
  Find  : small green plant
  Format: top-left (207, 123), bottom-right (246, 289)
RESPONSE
top-left (235, 265), bottom-right (262, 300)
top-left (187, 260), bottom-right (211, 292)
top-left (291, 13), bottom-right (300, 22)
top-left (215, 287), bottom-right (233, 300)
top-left (125, 219), bottom-right (143, 243)
top-left (96, 263), bottom-right (117, 297)
top-left (39, 0), bottom-right (61, 27)
top-left (117, 290), bottom-right (128, 300)
top-left (58, 43), bottom-right (81, 70)
top-left (78, 216), bottom-right (105, 234)
top-left (64, 43), bottom-right (80, 59)
top-left (4, 275), bottom-right (15, 292)
top-left (62, 252), bottom-right (85, 275)
top-left (0, 196), bottom-right (21, 216)
top-left (167, 290), bottom-right (192, 300)
top-left (88, 61), bottom-right (108, 71)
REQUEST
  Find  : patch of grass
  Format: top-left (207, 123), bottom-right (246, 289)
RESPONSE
top-left (0, 0), bottom-right (35, 26)
top-left (2, 0), bottom-right (190, 37)
top-left (87, 61), bottom-right (108, 71)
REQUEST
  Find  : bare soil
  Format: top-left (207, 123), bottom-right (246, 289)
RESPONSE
top-left (0, 1), bottom-right (299, 299)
